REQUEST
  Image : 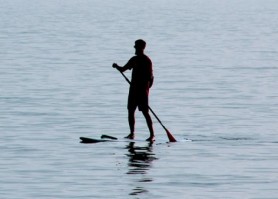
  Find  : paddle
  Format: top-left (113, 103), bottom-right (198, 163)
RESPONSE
top-left (113, 66), bottom-right (177, 142)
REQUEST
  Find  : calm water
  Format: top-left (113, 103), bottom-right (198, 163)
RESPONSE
top-left (1, 0), bottom-right (278, 198)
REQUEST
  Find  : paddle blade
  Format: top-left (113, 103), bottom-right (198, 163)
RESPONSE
top-left (166, 129), bottom-right (177, 142)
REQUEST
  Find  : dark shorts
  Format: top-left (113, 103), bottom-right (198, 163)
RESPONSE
top-left (128, 86), bottom-right (149, 111)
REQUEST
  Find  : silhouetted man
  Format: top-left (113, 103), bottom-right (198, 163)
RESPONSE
top-left (113, 39), bottom-right (155, 141)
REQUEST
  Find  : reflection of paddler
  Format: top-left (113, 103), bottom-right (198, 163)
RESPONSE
top-left (113, 39), bottom-right (154, 142)
top-left (126, 143), bottom-right (154, 196)
top-left (126, 142), bottom-right (157, 175)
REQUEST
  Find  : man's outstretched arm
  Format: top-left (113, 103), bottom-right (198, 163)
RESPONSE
top-left (112, 62), bottom-right (132, 72)
top-left (113, 57), bottom-right (134, 72)
top-left (112, 63), bottom-right (124, 72)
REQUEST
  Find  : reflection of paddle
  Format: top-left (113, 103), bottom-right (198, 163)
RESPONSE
top-left (113, 67), bottom-right (177, 142)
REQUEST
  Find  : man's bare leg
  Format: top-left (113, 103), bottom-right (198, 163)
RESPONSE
top-left (142, 109), bottom-right (155, 141)
top-left (125, 108), bottom-right (136, 139)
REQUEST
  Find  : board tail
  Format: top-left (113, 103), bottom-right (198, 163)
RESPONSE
top-left (80, 137), bottom-right (108, 143)
top-left (101, 134), bottom-right (118, 140)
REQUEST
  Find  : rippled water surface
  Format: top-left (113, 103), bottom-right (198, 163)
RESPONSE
top-left (1, 0), bottom-right (278, 198)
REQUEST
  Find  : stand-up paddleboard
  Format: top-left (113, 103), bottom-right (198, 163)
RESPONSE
top-left (79, 134), bottom-right (191, 144)
top-left (80, 134), bottom-right (157, 144)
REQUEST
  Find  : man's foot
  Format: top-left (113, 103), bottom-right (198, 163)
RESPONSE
top-left (146, 136), bottom-right (155, 142)
top-left (124, 134), bottom-right (134, 139)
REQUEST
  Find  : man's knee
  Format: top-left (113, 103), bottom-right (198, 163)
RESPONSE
top-left (142, 109), bottom-right (150, 117)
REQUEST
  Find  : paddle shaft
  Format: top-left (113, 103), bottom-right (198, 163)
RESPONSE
top-left (117, 70), bottom-right (177, 142)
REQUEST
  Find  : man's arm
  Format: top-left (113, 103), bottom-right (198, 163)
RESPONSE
top-left (149, 76), bottom-right (154, 88)
top-left (147, 57), bottom-right (154, 88)
top-left (113, 57), bottom-right (134, 72)
top-left (112, 63), bottom-right (127, 72)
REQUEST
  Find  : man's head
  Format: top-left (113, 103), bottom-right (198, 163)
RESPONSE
top-left (134, 39), bottom-right (146, 55)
